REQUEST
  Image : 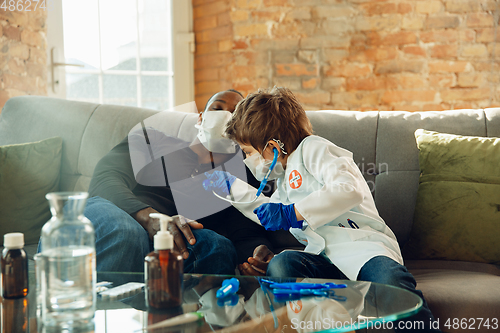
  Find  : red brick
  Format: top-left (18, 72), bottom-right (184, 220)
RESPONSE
top-left (446, 0), bottom-right (481, 13)
top-left (3, 25), bottom-right (21, 41)
top-left (453, 102), bottom-right (474, 109)
top-left (263, 0), bottom-right (289, 6)
top-left (425, 16), bottom-right (460, 30)
top-left (21, 30), bottom-right (44, 48)
top-left (461, 44), bottom-right (488, 58)
top-left (195, 53), bottom-right (232, 70)
top-left (7, 58), bottom-right (26, 75)
top-left (194, 15), bottom-right (218, 31)
top-left (457, 73), bottom-right (484, 88)
top-left (234, 23), bottom-right (268, 37)
top-left (382, 90), bottom-right (436, 104)
top-left (252, 10), bottom-right (282, 21)
top-left (467, 13), bottom-right (494, 28)
top-left (196, 80), bottom-right (223, 95)
top-left (295, 91), bottom-right (331, 105)
top-left (402, 46), bottom-right (427, 57)
top-left (302, 77), bottom-right (318, 89)
top-left (428, 61), bottom-right (469, 73)
top-left (324, 63), bottom-right (372, 77)
top-left (431, 44), bottom-right (458, 59)
top-left (3, 74), bottom-right (38, 93)
top-left (233, 40), bottom-right (248, 49)
top-left (398, 3), bottom-right (412, 14)
top-left (360, 3), bottom-right (397, 16)
top-left (195, 68), bottom-right (219, 83)
top-left (398, 75), bottom-right (426, 89)
top-left (429, 74), bottom-right (456, 88)
top-left (193, 1), bottom-right (228, 19)
top-left (415, 1), bottom-right (443, 14)
top-left (367, 31), bottom-right (417, 46)
top-left (422, 104), bottom-right (450, 111)
top-left (230, 10), bottom-right (250, 22)
top-left (421, 30), bottom-right (458, 43)
top-left (375, 60), bottom-right (424, 74)
top-left (233, 82), bottom-right (257, 93)
top-left (275, 64), bottom-right (318, 76)
top-left (218, 40), bottom-right (232, 52)
top-left (331, 91), bottom-right (380, 106)
top-left (8, 43), bottom-right (30, 60)
top-left (26, 62), bottom-right (45, 78)
top-left (355, 15), bottom-right (400, 32)
top-left (196, 26), bottom-right (232, 43)
top-left (196, 42), bottom-right (219, 55)
top-left (346, 77), bottom-right (398, 91)
top-left (460, 29), bottom-right (475, 42)
top-left (349, 47), bottom-right (398, 62)
top-left (477, 28), bottom-right (500, 43)
top-left (441, 88), bottom-right (490, 102)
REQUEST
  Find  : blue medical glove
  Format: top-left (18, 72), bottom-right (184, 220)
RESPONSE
top-left (203, 170), bottom-right (236, 196)
top-left (253, 203), bottom-right (303, 231)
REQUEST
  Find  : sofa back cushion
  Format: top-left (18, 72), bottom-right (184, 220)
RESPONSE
top-left (2, 96), bottom-right (500, 246)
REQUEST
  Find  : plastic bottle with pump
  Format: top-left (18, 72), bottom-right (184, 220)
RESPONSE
top-left (145, 213), bottom-right (184, 309)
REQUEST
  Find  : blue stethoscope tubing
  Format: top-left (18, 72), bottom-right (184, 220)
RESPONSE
top-left (212, 148), bottom-right (279, 204)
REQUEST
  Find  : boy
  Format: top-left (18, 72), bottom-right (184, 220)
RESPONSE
top-left (204, 86), bottom-right (440, 332)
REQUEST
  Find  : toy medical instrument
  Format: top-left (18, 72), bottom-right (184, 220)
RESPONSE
top-left (212, 148), bottom-right (279, 204)
top-left (216, 278), bottom-right (239, 299)
top-left (260, 279), bottom-right (347, 302)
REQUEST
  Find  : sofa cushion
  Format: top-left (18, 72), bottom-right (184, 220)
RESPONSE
top-left (0, 137), bottom-right (62, 245)
top-left (403, 129), bottom-right (500, 264)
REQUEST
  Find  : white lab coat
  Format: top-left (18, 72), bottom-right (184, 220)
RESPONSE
top-left (229, 135), bottom-right (403, 280)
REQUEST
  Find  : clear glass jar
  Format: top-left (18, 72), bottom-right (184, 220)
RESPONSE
top-left (38, 192), bottom-right (96, 330)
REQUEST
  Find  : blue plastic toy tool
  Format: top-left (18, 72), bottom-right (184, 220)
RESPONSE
top-left (216, 278), bottom-right (239, 299)
top-left (259, 279), bottom-right (348, 302)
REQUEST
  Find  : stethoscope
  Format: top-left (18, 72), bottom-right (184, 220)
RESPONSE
top-left (212, 147), bottom-right (279, 204)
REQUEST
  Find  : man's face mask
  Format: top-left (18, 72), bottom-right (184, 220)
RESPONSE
top-left (195, 111), bottom-right (236, 154)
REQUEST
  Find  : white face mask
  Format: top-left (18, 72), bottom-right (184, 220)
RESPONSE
top-left (243, 148), bottom-right (285, 181)
top-left (194, 111), bottom-right (236, 154)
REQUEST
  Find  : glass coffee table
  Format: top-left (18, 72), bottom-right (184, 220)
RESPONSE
top-left (2, 271), bottom-right (422, 333)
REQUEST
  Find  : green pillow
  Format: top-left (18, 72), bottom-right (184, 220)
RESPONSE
top-left (0, 137), bottom-right (63, 245)
top-left (403, 129), bottom-right (500, 264)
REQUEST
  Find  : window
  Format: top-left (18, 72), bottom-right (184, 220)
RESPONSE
top-left (47, 0), bottom-right (194, 109)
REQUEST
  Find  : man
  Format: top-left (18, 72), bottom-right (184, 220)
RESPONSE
top-left (85, 90), bottom-right (286, 274)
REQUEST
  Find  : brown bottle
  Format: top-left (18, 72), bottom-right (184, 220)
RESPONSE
top-left (145, 214), bottom-right (183, 309)
top-left (1, 233), bottom-right (28, 299)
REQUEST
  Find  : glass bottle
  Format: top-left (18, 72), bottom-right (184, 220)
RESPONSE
top-left (38, 192), bottom-right (96, 330)
top-left (1, 232), bottom-right (28, 299)
top-left (145, 213), bottom-right (183, 309)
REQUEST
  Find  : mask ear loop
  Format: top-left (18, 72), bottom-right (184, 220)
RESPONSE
top-left (212, 147), bottom-right (279, 204)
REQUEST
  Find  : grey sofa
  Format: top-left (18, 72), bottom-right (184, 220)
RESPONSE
top-left (1, 96), bottom-right (499, 332)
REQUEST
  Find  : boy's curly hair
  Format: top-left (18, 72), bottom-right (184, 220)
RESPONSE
top-left (225, 86), bottom-right (313, 155)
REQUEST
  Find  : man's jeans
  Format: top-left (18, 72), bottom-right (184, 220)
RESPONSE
top-left (268, 252), bottom-right (441, 333)
top-left (83, 196), bottom-right (238, 275)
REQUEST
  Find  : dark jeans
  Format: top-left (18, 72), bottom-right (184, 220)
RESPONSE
top-left (267, 252), bottom-right (441, 333)
top-left (83, 196), bottom-right (238, 275)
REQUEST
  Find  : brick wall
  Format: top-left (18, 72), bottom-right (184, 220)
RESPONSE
top-left (0, 9), bottom-right (47, 110)
top-left (193, 0), bottom-right (500, 111)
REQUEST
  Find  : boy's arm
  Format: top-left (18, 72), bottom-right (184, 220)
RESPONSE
top-left (294, 139), bottom-right (364, 230)
top-left (228, 178), bottom-right (271, 223)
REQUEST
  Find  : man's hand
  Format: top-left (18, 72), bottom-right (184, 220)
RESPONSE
top-left (238, 245), bottom-right (275, 276)
top-left (203, 170), bottom-right (236, 196)
top-left (132, 207), bottom-right (203, 259)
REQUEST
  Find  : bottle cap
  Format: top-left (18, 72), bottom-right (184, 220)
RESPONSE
top-left (3, 232), bottom-right (24, 249)
top-left (149, 213), bottom-right (174, 250)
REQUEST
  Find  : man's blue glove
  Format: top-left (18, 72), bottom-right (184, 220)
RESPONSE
top-left (203, 170), bottom-right (236, 196)
top-left (253, 203), bottom-right (303, 231)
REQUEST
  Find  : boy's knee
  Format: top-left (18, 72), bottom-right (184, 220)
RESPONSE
top-left (267, 251), bottom-right (303, 277)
